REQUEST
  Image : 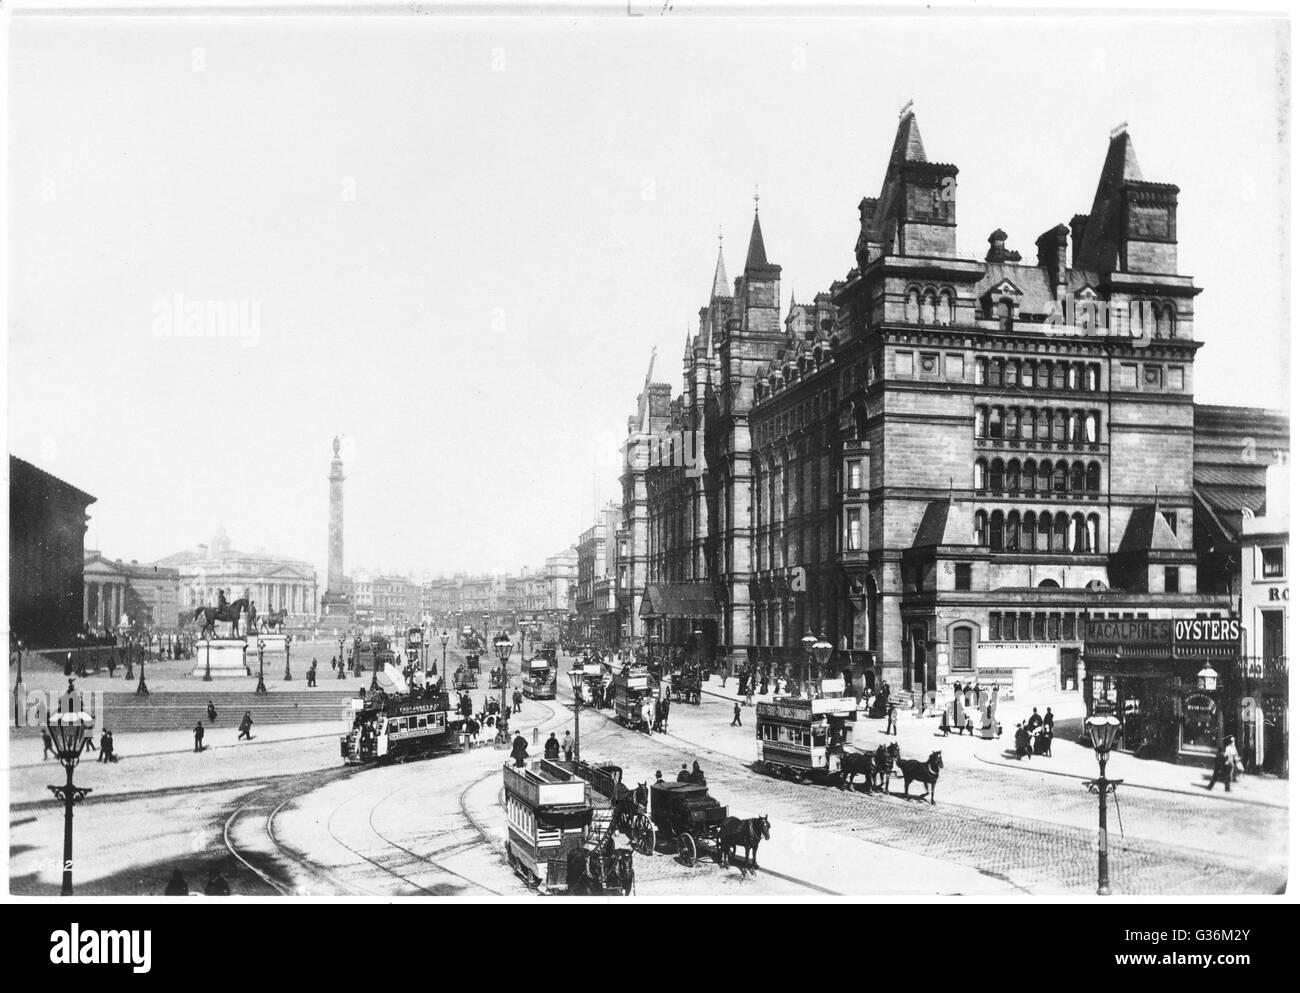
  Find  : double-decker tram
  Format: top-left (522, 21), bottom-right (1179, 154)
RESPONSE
top-left (341, 686), bottom-right (462, 765)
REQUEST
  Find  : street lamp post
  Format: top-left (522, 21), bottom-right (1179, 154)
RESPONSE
top-left (135, 637), bottom-right (149, 696)
top-left (284, 639), bottom-right (293, 681)
top-left (494, 632), bottom-right (512, 727)
top-left (124, 637), bottom-right (134, 681)
top-left (566, 668), bottom-right (584, 761)
top-left (255, 639), bottom-right (267, 694)
top-left (204, 637), bottom-right (212, 682)
top-left (337, 635), bottom-right (346, 680)
top-left (47, 703), bottom-right (94, 896)
top-left (811, 633), bottom-right (833, 698)
top-left (14, 639), bottom-right (24, 689)
top-left (1084, 711), bottom-right (1123, 896)
top-left (439, 629), bottom-right (449, 679)
top-left (800, 632), bottom-right (817, 698)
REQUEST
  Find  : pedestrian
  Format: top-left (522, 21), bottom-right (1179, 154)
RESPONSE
top-left (652, 700), bottom-right (664, 734)
top-left (544, 732), bottom-right (560, 760)
top-left (760, 674), bottom-right (769, 696)
top-left (562, 730), bottom-right (573, 762)
top-left (238, 711), bottom-right (253, 741)
top-left (164, 868), bottom-right (190, 896)
top-left (203, 868), bottom-right (231, 896)
top-left (886, 703), bottom-right (898, 736)
top-left (661, 698), bottom-right (670, 733)
top-left (81, 731), bottom-right (97, 755)
top-left (41, 726), bottom-right (54, 761)
top-left (1014, 722), bottom-right (1032, 761)
top-left (510, 730), bottom-right (529, 768)
top-left (330, 656), bottom-right (337, 672)
top-left (730, 702), bottom-right (742, 727)
top-left (689, 760), bottom-right (706, 786)
top-left (194, 721), bottom-right (205, 752)
top-left (513, 688), bottom-right (523, 714)
top-left (98, 729), bottom-right (111, 762)
top-left (939, 707), bottom-right (951, 736)
top-left (105, 729), bottom-right (118, 762)
top-left (676, 763), bottom-right (691, 783)
top-left (1223, 734), bottom-right (1243, 781)
top-left (744, 683), bottom-right (754, 707)
top-left (207, 700), bottom-right (217, 724)
top-left (1043, 707), bottom-right (1055, 733)
top-left (1026, 707), bottom-right (1043, 733)
top-left (654, 770), bottom-right (664, 785)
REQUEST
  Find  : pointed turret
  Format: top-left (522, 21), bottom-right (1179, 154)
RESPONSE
top-left (744, 210), bottom-right (769, 273)
top-left (710, 243), bottom-right (730, 299)
top-left (889, 109), bottom-right (928, 166)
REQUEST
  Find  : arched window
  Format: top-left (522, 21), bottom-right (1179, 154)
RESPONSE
top-left (1085, 411), bottom-right (1099, 444)
top-left (1036, 361), bottom-right (1050, 389)
top-left (990, 511), bottom-right (1005, 552)
top-left (905, 290), bottom-right (920, 324)
top-left (990, 359), bottom-right (1004, 388)
top-left (1007, 459), bottom-right (1021, 494)
top-left (1070, 461), bottom-right (1085, 492)
top-left (974, 459), bottom-right (988, 490)
top-left (1052, 363), bottom-right (1067, 391)
top-left (855, 406), bottom-right (869, 440)
top-left (974, 510), bottom-right (988, 547)
top-left (939, 290), bottom-right (955, 327)
top-left (1086, 462), bottom-right (1101, 492)
top-left (1022, 409), bottom-right (1036, 440)
top-left (1037, 460), bottom-right (1052, 492)
top-left (1036, 408), bottom-right (1051, 441)
top-left (1053, 460), bottom-right (1068, 493)
top-left (1005, 511), bottom-right (1020, 551)
top-left (975, 358), bottom-right (988, 385)
top-left (1022, 511), bottom-right (1036, 551)
top-left (1038, 512), bottom-right (1052, 550)
top-left (1068, 410), bottom-right (1080, 442)
top-left (989, 407), bottom-right (1003, 439)
top-left (921, 292), bottom-right (936, 325)
top-left (976, 406), bottom-right (989, 438)
top-left (1006, 360), bottom-right (1020, 387)
top-left (1087, 514), bottom-right (1101, 553)
top-left (1068, 363), bottom-right (1082, 390)
top-left (990, 458), bottom-right (1005, 493)
top-left (1006, 408), bottom-right (1020, 441)
top-left (1070, 513), bottom-right (1087, 552)
top-left (1023, 458), bottom-right (1037, 494)
top-left (1086, 364), bottom-right (1100, 391)
top-left (1053, 512), bottom-right (1070, 552)
top-left (1021, 360), bottom-right (1035, 388)
top-left (1038, 578), bottom-right (1060, 589)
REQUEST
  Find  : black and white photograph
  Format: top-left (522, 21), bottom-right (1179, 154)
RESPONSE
top-left (4, 1), bottom-right (1292, 908)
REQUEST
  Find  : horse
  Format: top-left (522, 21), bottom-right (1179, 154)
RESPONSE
top-left (719, 814), bottom-right (770, 876)
top-left (873, 742), bottom-right (900, 794)
top-left (896, 750), bottom-right (944, 805)
top-left (259, 608), bottom-right (288, 633)
top-left (565, 846), bottom-right (635, 895)
top-left (837, 749), bottom-right (878, 793)
top-left (192, 597), bottom-right (253, 639)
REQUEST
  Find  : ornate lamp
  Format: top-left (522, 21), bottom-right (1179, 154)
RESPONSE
top-left (1196, 664), bottom-right (1219, 692)
top-left (1083, 712), bottom-right (1123, 896)
top-left (47, 705), bottom-right (95, 896)
top-left (812, 634), bottom-right (834, 692)
top-left (493, 632), bottom-right (512, 664)
top-left (566, 668), bottom-right (585, 760)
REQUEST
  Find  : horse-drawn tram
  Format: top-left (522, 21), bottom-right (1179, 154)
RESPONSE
top-left (522, 657), bottom-right (556, 700)
top-left (503, 758), bottom-right (634, 895)
top-left (648, 780), bottom-right (729, 868)
top-left (755, 689), bottom-right (858, 781)
top-left (453, 652), bottom-right (480, 690)
top-left (612, 662), bottom-right (655, 732)
top-left (341, 689), bottom-right (460, 765)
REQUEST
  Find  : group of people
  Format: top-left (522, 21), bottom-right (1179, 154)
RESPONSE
top-left (164, 867), bottom-right (230, 896)
top-left (193, 703), bottom-right (254, 751)
top-left (39, 724), bottom-right (118, 763)
top-left (542, 730), bottom-right (576, 762)
top-left (671, 760), bottom-right (707, 785)
top-left (1013, 707), bottom-right (1055, 760)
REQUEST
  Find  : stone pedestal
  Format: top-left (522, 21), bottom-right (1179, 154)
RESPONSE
top-left (191, 640), bottom-right (250, 679)
top-left (249, 633), bottom-right (288, 666)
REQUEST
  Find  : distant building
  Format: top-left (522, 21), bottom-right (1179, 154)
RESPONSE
top-left (83, 551), bottom-right (181, 632)
top-left (156, 526), bottom-right (318, 632)
top-left (9, 455), bottom-right (95, 648)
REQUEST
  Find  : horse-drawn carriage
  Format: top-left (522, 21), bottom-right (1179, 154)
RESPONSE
top-left (453, 654), bottom-right (479, 690)
top-left (489, 664), bottom-right (507, 690)
top-left (503, 758), bottom-right (634, 895)
top-left (647, 780), bottom-right (730, 868)
top-left (668, 662), bottom-right (702, 705)
top-left (755, 689), bottom-right (859, 781)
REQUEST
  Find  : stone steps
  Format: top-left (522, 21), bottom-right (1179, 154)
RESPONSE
top-left (12, 689), bottom-right (354, 734)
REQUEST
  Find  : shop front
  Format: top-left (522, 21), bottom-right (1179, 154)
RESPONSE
top-left (1083, 618), bottom-right (1240, 765)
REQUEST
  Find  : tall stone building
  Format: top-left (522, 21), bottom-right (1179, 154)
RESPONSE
top-left (620, 110), bottom-right (1288, 732)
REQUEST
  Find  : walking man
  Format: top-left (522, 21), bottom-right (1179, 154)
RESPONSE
top-left (510, 730), bottom-right (529, 768)
top-left (1207, 737), bottom-right (1238, 792)
top-left (886, 702), bottom-right (898, 736)
top-left (207, 700), bottom-right (218, 724)
top-left (730, 702), bottom-right (742, 727)
top-left (562, 730), bottom-right (573, 762)
top-left (513, 688), bottom-right (523, 714)
top-left (238, 711), bottom-right (253, 741)
top-left (194, 720), bottom-right (205, 752)
top-left (41, 725), bottom-right (54, 761)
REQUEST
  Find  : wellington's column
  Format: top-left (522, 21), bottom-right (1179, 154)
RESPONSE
top-left (321, 436), bottom-right (353, 625)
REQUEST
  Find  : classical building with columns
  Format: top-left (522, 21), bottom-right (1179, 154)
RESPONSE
top-left (155, 526), bottom-right (318, 631)
top-left (82, 551), bottom-right (181, 632)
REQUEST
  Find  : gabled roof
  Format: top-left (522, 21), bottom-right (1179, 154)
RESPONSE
top-left (1117, 504), bottom-right (1181, 554)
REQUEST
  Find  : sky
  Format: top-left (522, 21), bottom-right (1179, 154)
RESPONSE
top-left (7, 11), bottom-right (1290, 581)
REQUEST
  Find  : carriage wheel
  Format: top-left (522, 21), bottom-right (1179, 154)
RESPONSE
top-left (633, 820), bottom-right (656, 857)
top-left (677, 833), bottom-right (697, 868)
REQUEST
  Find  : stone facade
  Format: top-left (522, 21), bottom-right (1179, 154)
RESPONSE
top-left (83, 551), bottom-right (181, 631)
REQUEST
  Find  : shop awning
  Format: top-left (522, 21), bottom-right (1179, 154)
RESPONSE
top-left (639, 583), bottom-right (719, 620)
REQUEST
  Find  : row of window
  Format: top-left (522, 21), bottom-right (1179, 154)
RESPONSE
top-left (974, 458), bottom-right (1102, 495)
top-left (903, 288), bottom-right (956, 327)
top-left (987, 611), bottom-right (1086, 643)
top-left (973, 510), bottom-right (1102, 554)
top-left (976, 406), bottom-right (1101, 443)
top-left (977, 358), bottom-right (1102, 391)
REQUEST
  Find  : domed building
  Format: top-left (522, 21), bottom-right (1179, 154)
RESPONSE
top-left (155, 525), bottom-right (319, 632)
